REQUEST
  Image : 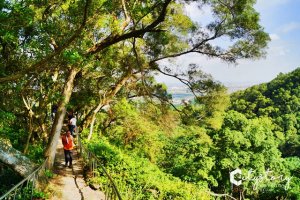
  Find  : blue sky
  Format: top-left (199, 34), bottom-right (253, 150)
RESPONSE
top-left (156, 0), bottom-right (300, 87)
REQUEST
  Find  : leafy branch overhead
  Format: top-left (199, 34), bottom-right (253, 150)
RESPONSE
top-left (2, 1), bottom-right (300, 199)
top-left (0, 0), bottom-right (270, 172)
top-left (1, 0), bottom-right (269, 84)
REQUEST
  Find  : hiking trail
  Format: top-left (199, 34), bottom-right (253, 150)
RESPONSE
top-left (47, 138), bottom-right (105, 200)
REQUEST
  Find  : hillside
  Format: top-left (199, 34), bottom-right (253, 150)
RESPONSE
top-left (0, 1), bottom-right (298, 199)
top-left (230, 68), bottom-right (300, 156)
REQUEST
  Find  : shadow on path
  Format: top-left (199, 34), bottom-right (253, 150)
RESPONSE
top-left (48, 138), bottom-right (105, 200)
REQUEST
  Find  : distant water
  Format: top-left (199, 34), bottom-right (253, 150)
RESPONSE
top-left (172, 93), bottom-right (193, 99)
top-left (169, 83), bottom-right (254, 104)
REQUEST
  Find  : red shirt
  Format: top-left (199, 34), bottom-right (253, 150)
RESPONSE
top-left (62, 134), bottom-right (74, 150)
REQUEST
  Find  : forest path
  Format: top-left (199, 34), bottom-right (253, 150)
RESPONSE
top-left (47, 138), bottom-right (105, 200)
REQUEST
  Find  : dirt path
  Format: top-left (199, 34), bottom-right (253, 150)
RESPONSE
top-left (48, 139), bottom-right (105, 200)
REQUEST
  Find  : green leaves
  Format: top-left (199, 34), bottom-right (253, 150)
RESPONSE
top-left (230, 68), bottom-right (300, 157)
top-left (86, 137), bottom-right (210, 200)
top-left (162, 125), bottom-right (216, 185)
top-left (62, 50), bottom-right (83, 64)
top-left (0, 0), bottom-right (286, 198)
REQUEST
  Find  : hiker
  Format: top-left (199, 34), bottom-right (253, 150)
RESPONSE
top-left (67, 110), bottom-right (73, 121)
top-left (69, 115), bottom-right (77, 136)
top-left (62, 130), bottom-right (74, 168)
top-left (51, 104), bottom-right (58, 121)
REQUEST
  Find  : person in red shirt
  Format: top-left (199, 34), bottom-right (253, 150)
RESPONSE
top-left (62, 130), bottom-right (74, 168)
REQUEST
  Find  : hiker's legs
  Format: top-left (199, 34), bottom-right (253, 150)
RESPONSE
top-left (64, 149), bottom-right (72, 167)
top-left (69, 150), bottom-right (73, 166)
top-left (70, 125), bottom-right (75, 136)
top-left (68, 124), bottom-right (72, 133)
top-left (64, 149), bottom-right (68, 165)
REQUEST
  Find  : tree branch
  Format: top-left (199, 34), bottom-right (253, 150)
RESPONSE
top-left (121, 0), bottom-right (131, 31)
top-left (151, 93), bottom-right (184, 113)
top-left (209, 192), bottom-right (238, 200)
top-left (135, 1), bottom-right (161, 26)
top-left (150, 18), bottom-right (227, 63)
top-left (0, 0), bottom-right (90, 83)
top-left (152, 64), bottom-right (198, 98)
top-left (86, 0), bottom-right (171, 55)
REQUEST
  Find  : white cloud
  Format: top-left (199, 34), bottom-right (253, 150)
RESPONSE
top-left (155, 38), bottom-right (298, 87)
top-left (279, 50), bottom-right (286, 56)
top-left (269, 46), bottom-right (289, 56)
top-left (156, 0), bottom-right (300, 87)
top-left (184, 3), bottom-right (213, 25)
top-left (281, 22), bottom-right (300, 33)
top-left (269, 33), bottom-right (280, 41)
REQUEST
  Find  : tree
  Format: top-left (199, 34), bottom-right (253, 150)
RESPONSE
top-left (211, 111), bottom-right (288, 198)
top-left (180, 80), bottom-right (229, 129)
top-left (230, 68), bottom-right (300, 157)
top-left (1, 0), bottom-right (270, 169)
top-left (161, 125), bottom-right (216, 186)
top-left (0, 139), bottom-right (36, 177)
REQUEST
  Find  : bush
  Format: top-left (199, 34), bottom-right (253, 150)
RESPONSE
top-left (86, 137), bottom-right (211, 200)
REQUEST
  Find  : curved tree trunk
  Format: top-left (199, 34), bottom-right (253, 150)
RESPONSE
top-left (86, 72), bottom-right (132, 140)
top-left (80, 104), bottom-right (98, 130)
top-left (87, 102), bottom-right (104, 140)
top-left (44, 68), bottom-right (79, 169)
top-left (0, 140), bottom-right (36, 177)
top-left (23, 113), bottom-right (33, 154)
top-left (22, 95), bottom-right (34, 154)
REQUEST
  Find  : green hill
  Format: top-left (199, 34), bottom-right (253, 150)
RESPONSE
top-left (230, 68), bottom-right (300, 156)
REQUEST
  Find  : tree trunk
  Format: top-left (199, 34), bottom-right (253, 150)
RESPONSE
top-left (80, 105), bottom-right (98, 130)
top-left (85, 72), bottom-right (132, 140)
top-left (87, 103), bottom-right (104, 140)
top-left (22, 96), bottom-right (34, 154)
top-left (0, 140), bottom-right (36, 177)
top-left (44, 68), bottom-right (79, 169)
top-left (23, 112), bottom-right (33, 154)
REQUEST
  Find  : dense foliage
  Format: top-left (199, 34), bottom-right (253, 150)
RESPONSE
top-left (81, 68), bottom-right (300, 199)
top-left (230, 68), bottom-right (300, 157)
top-left (86, 138), bottom-right (210, 200)
top-left (0, 0), bottom-right (270, 172)
top-left (2, 0), bottom-right (299, 199)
